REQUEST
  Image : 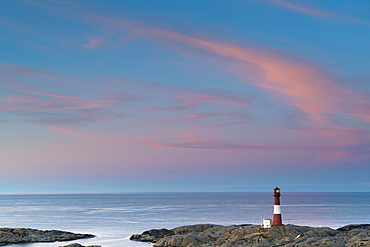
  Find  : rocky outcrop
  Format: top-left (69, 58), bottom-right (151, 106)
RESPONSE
top-left (0, 228), bottom-right (94, 246)
top-left (130, 228), bottom-right (175, 242)
top-left (131, 224), bottom-right (370, 247)
top-left (60, 243), bottom-right (101, 247)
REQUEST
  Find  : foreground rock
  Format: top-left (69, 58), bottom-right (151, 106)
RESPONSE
top-left (131, 224), bottom-right (370, 247)
top-left (0, 228), bottom-right (94, 246)
top-left (60, 243), bottom-right (101, 247)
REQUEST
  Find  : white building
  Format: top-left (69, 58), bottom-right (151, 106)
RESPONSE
top-left (263, 219), bottom-right (272, 228)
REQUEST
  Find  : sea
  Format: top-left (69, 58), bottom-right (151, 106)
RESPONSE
top-left (0, 192), bottom-right (369, 247)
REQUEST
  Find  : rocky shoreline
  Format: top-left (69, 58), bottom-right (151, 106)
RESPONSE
top-left (0, 228), bottom-right (94, 246)
top-left (130, 223), bottom-right (370, 247)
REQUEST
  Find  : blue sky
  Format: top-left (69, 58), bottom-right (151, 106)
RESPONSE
top-left (1, 0), bottom-right (370, 193)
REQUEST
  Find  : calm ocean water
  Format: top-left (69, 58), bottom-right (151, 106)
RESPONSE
top-left (0, 192), bottom-right (369, 247)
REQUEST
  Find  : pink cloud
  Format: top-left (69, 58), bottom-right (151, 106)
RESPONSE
top-left (146, 136), bottom-right (330, 151)
top-left (181, 114), bottom-right (210, 120)
top-left (0, 94), bottom-right (36, 112)
top-left (21, 0), bottom-right (360, 127)
top-left (131, 28), bottom-right (362, 124)
top-left (314, 150), bottom-right (351, 165)
top-left (266, 0), bottom-right (370, 27)
top-left (311, 146), bottom-right (370, 167)
top-left (1, 78), bottom-right (115, 113)
top-left (82, 39), bottom-right (104, 49)
top-left (45, 125), bottom-right (134, 144)
top-left (5, 1), bottom-right (370, 168)
top-left (146, 140), bottom-right (315, 151)
top-left (42, 6), bottom-right (353, 126)
top-left (1, 64), bottom-right (249, 130)
top-left (143, 84), bottom-right (250, 116)
top-left (267, 0), bottom-right (338, 18)
top-left (14, 2), bottom-right (369, 127)
top-left (0, 65), bottom-right (129, 125)
top-left (142, 122), bottom-right (370, 169)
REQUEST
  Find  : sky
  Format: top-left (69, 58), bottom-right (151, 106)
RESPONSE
top-left (1, 0), bottom-right (370, 193)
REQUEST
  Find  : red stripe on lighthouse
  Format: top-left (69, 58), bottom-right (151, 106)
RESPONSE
top-left (273, 187), bottom-right (282, 225)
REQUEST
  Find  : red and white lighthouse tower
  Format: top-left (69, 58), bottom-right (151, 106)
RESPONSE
top-left (273, 187), bottom-right (282, 225)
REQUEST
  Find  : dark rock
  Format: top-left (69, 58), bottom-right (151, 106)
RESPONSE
top-left (172, 224), bottom-right (220, 235)
top-left (143, 229), bottom-right (175, 238)
top-left (60, 244), bottom-right (84, 247)
top-left (60, 244), bottom-right (101, 247)
top-left (130, 228), bottom-right (174, 242)
top-left (131, 223), bottom-right (370, 247)
top-left (0, 228), bottom-right (94, 246)
top-left (337, 224), bottom-right (370, 231)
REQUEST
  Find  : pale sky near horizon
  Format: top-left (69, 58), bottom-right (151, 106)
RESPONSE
top-left (1, 0), bottom-right (370, 193)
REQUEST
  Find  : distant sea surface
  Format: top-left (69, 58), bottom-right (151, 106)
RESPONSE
top-left (1, 192), bottom-right (369, 247)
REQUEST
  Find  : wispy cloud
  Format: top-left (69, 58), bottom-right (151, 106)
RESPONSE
top-left (82, 38), bottom-right (104, 49)
top-left (146, 136), bottom-right (368, 152)
top-left (44, 125), bottom-right (135, 146)
top-left (12, 1), bottom-right (370, 128)
top-left (28, 1), bottom-right (366, 128)
top-left (268, 0), bottom-right (341, 18)
top-left (128, 27), bottom-right (370, 127)
top-left (0, 65), bottom-right (131, 126)
top-left (146, 140), bottom-right (298, 151)
top-left (17, 1), bottom-right (365, 127)
top-left (4, 0), bottom-right (370, 168)
top-left (0, 64), bottom-right (249, 129)
top-left (266, 0), bottom-right (370, 27)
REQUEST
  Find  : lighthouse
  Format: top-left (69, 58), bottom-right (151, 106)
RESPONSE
top-left (273, 187), bottom-right (282, 225)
